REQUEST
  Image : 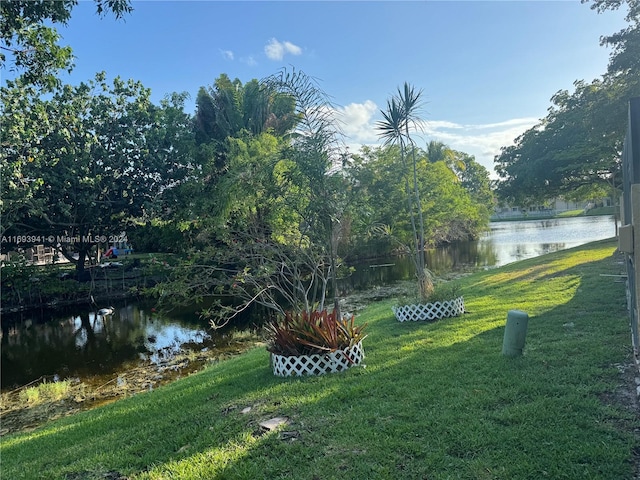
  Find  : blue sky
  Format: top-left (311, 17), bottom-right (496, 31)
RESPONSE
top-left (49, 0), bottom-right (627, 176)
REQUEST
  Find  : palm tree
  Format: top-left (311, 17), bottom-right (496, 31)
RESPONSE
top-left (426, 140), bottom-right (465, 176)
top-left (377, 83), bottom-right (433, 301)
top-left (262, 68), bottom-right (346, 317)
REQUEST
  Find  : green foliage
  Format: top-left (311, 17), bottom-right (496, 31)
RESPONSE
top-left (429, 280), bottom-right (462, 303)
top-left (150, 224), bottom-right (345, 330)
top-left (127, 220), bottom-right (196, 254)
top-left (396, 280), bottom-right (462, 307)
top-left (455, 151), bottom-right (494, 213)
top-left (18, 380), bottom-right (71, 406)
top-left (0, 0), bottom-right (132, 89)
top-left (149, 70), bottom-right (350, 329)
top-left (347, 145), bottom-right (490, 253)
top-left (0, 259), bottom-right (90, 307)
top-left (494, 76), bottom-right (635, 204)
top-left (193, 75), bottom-right (297, 181)
top-left (377, 82), bottom-right (433, 301)
top-left (586, 0), bottom-right (640, 75)
top-left (1, 73), bottom-right (194, 272)
top-left (265, 309), bottom-right (367, 356)
top-left (495, 0), bottom-right (640, 205)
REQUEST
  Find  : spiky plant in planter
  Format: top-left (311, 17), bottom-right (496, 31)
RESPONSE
top-left (266, 310), bottom-right (367, 376)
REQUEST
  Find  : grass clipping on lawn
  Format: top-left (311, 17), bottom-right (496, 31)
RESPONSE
top-left (1, 239), bottom-right (639, 480)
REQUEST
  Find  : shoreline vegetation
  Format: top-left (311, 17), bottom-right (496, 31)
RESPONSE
top-left (1, 238), bottom-right (638, 479)
top-left (1, 211), bottom-right (615, 316)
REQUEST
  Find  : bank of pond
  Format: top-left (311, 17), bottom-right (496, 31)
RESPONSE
top-left (1, 236), bottom-right (636, 479)
top-left (1, 215), bottom-right (617, 393)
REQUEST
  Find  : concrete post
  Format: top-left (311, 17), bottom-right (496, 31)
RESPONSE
top-left (502, 310), bottom-right (529, 357)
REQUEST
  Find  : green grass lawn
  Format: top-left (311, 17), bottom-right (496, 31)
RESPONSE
top-left (1, 239), bottom-right (638, 479)
top-left (556, 209), bottom-right (584, 217)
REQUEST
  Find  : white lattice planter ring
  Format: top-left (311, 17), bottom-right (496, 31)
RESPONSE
top-left (271, 341), bottom-right (365, 377)
top-left (392, 296), bottom-right (464, 322)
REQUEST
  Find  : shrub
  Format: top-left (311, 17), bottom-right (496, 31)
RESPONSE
top-left (18, 380), bottom-right (71, 405)
top-left (265, 309), bottom-right (367, 356)
top-left (428, 281), bottom-right (462, 303)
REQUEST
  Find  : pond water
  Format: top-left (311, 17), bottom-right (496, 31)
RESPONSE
top-left (341, 215), bottom-right (617, 290)
top-left (0, 302), bottom-right (242, 390)
top-left (1, 215), bottom-right (616, 390)
top-left (480, 215), bottom-right (616, 267)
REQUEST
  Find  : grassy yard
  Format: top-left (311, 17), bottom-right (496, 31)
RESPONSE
top-left (1, 239), bottom-right (638, 479)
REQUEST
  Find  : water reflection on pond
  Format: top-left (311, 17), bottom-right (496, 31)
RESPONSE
top-left (342, 215), bottom-right (617, 290)
top-left (0, 302), bottom-right (235, 390)
top-left (481, 215), bottom-right (616, 267)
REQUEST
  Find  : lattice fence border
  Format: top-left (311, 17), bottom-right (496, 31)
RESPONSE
top-left (271, 341), bottom-right (365, 377)
top-left (392, 296), bottom-right (465, 322)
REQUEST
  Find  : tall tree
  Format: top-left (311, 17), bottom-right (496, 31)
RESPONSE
top-left (1, 73), bottom-right (193, 274)
top-left (454, 151), bottom-right (494, 214)
top-left (0, 0), bottom-right (132, 89)
top-left (194, 75), bottom-right (297, 167)
top-left (191, 75), bottom-right (298, 217)
top-left (150, 69), bottom-right (348, 327)
top-left (586, 0), bottom-right (640, 75)
top-left (263, 68), bottom-right (347, 316)
top-left (494, 73), bottom-right (634, 205)
top-left (426, 140), bottom-right (455, 167)
top-left (495, 0), bottom-right (640, 205)
top-left (346, 145), bottom-right (490, 253)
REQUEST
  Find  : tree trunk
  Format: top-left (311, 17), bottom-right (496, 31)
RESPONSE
top-left (59, 244), bottom-right (88, 277)
top-left (76, 248), bottom-right (87, 276)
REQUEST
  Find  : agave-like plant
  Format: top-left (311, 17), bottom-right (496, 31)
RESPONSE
top-left (265, 309), bottom-right (367, 356)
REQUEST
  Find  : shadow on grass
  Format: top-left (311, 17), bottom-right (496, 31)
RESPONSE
top-left (204, 243), bottom-right (636, 479)
top-left (1, 240), bottom-right (637, 479)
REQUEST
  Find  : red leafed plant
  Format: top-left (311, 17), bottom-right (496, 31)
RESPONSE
top-left (265, 310), bottom-right (367, 357)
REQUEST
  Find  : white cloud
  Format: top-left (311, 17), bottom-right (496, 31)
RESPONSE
top-left (264, 38), bottom-right (302, 61)
top-left (241, 55), bottom-right (257, 66)
top-left (220, 49), bottom-right (234, 61)
top-left (466, 118), bottom-right (540, 130)
top-left (333, 101), bottom-right (539, 178)
top-left (423, 120), bottom-right (464, 130)
top-left (419, 117), bottom-right (539, 176)
top-left (336, 100), bottom-right (379, 145)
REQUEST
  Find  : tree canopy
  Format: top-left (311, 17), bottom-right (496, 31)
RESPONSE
top-left (1, 73), bottom-right (194, 272)
top-left (494, 0), bottom-right (639, 205)
top-left (0, 0), bottom-right (132, 89)
top-left (1, 53), bottom-right (493, 322)
top-left (494, 75), bottom-right (633, 204)
top-left (346, 144), bottom-right (491, 255)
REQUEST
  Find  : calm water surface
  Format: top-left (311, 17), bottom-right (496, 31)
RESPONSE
top-left (1, 303), bottom-right (226, 389)
top-left (1, 215), bottom-right (616, 389)
top-left (343, 215), bottom-right (616, 289)
top-left (480, 215), bottom-right (616, 267)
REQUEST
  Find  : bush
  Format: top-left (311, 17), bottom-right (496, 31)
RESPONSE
top-left (18, 380), bottom-right (71, 405)
top-left (428, 281), bottom-right (462, 303)
top-left (265, 309), bottom-right (367, 356)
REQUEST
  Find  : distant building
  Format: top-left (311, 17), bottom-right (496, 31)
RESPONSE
top-left (492, 197), bottom-right (611, 220)
top-left (0, 245), bottom-right (70, 266)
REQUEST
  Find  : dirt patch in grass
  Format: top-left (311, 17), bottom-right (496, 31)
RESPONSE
top-left (602, 359), bottom-right (640, 479)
